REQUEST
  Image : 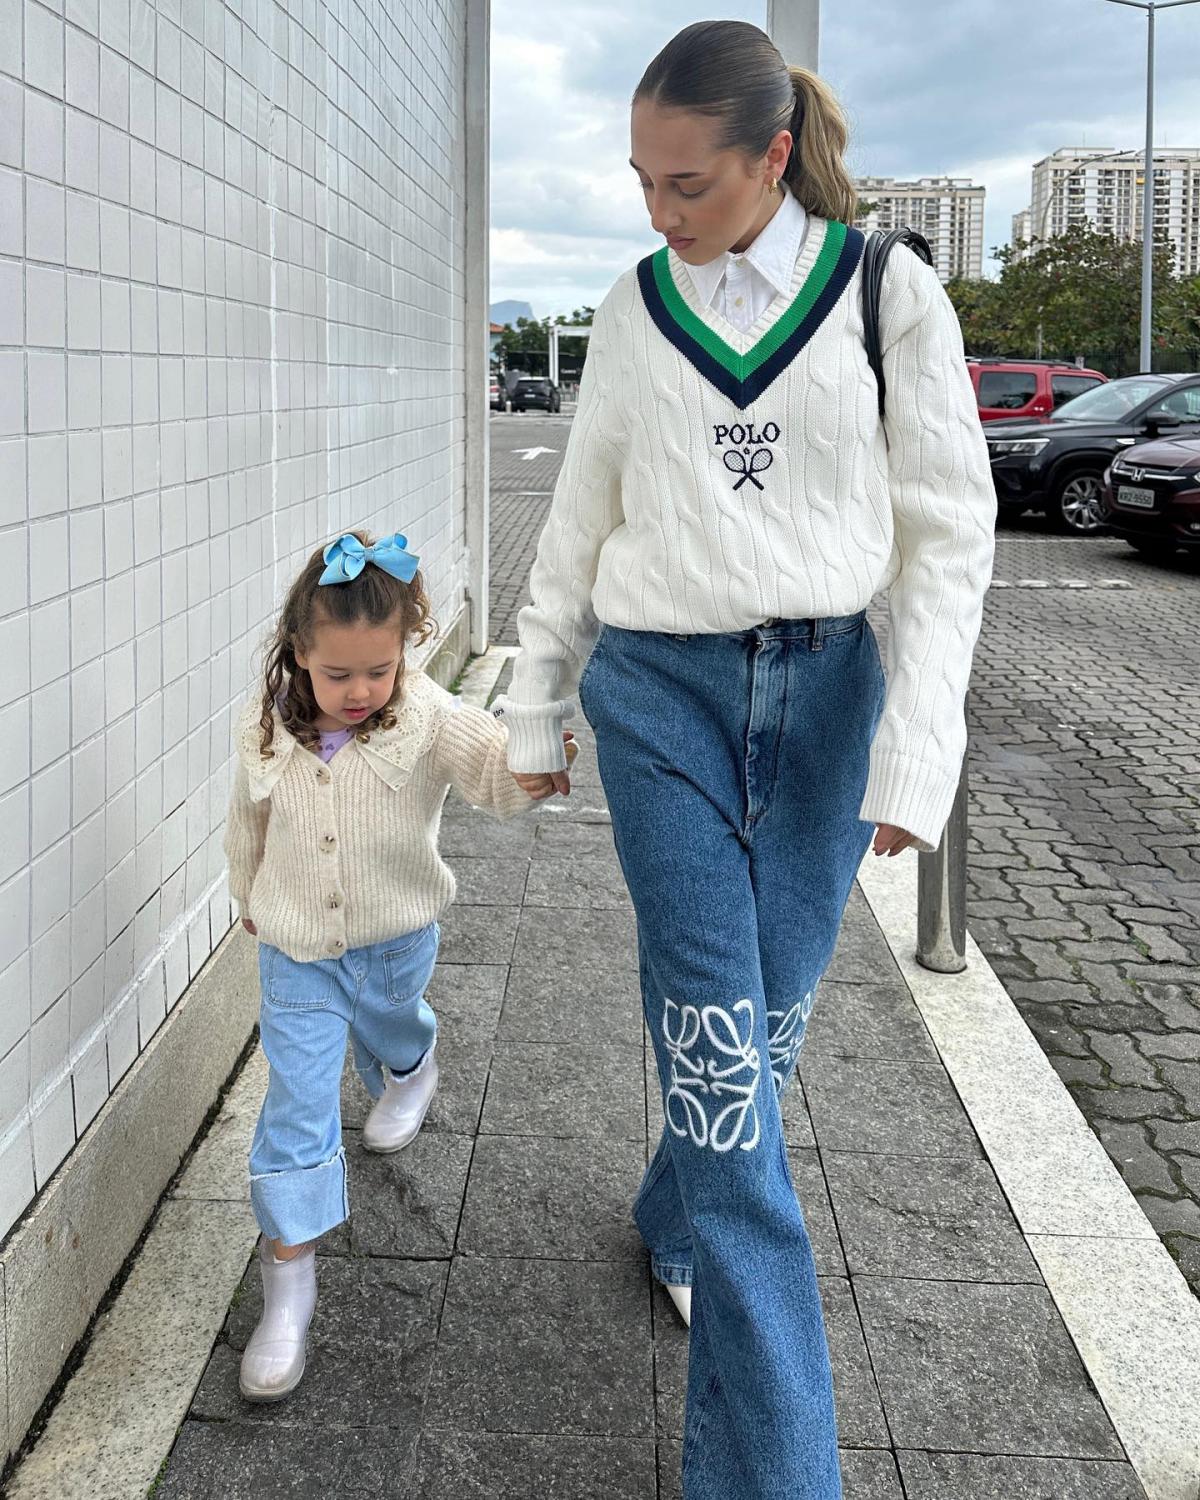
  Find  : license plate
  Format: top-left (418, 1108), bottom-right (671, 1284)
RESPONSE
top-left (1117, 485), bottom-right (1156, 509)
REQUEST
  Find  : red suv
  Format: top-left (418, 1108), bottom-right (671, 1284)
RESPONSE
top-left (967, 358), bottom-right (1107, 423)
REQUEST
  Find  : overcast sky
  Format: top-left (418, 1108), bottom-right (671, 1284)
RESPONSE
top-left (488, 0), bottom-right (1199, 319)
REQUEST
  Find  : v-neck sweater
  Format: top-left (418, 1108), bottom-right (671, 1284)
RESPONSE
top-left (493, 215), bottom-right (997, 853)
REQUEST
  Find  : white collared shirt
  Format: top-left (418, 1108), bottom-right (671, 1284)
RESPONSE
top-left (683, 185), bottom-right (808, 331)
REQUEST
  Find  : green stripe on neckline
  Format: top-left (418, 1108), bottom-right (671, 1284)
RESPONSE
top-left (650, 219), bottom-right (848, 381)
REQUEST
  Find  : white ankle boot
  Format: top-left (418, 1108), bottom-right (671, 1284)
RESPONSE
top-left (239, 1239), bottom-right (317, 1402)
top-left (363, 1044), bottom-right (438, 1153)
top-left (666, 1283), bottom-right (692, 1328)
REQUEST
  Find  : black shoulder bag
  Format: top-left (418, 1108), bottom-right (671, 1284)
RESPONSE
top-left (861, 227), bottom-right (934, 420)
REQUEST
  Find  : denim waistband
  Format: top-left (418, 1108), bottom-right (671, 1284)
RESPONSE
top-left (752, 609), bottom-right (867, 643)
top-left (660, 608), bottom-right (868, 645)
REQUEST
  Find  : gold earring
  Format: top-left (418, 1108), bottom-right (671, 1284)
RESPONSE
top-left (768, 177), bottom-right (778, 195)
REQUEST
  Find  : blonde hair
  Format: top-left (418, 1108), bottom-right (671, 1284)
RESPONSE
top-left (782, 66), bottom-right (857, 224)
top-left (633, 21), bottom-right (858, 225)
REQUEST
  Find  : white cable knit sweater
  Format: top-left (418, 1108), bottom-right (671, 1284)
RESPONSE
top-left (224, 671), bottom-right (536, 962)
top-left (495, 215), bottom-right (996, 852)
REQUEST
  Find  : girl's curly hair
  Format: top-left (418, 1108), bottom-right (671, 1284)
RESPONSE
top-left (258, 529), bottom-right (437, 756)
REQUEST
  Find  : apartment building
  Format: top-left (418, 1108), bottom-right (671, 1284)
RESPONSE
top-left (854, 176), bottom-right (986, 281)
top-left (1014, 147), bottom-right (1200, 274)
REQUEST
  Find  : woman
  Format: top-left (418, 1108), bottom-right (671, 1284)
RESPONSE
top-left (494, 19), bottom-right (995, 1499)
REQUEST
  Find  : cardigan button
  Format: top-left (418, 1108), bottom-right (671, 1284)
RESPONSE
top-left (327, 894), bottom-right (341, 909)
top-left (329, 938), bottom-right (345, 953)
top-left (321, 834), bottom-right (336, 850)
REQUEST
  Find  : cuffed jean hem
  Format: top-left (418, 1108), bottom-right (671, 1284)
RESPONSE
top-left (249, 1145), bottom-right (350, 1244)
top-left (653, 1258), bottom-right (694, 1288)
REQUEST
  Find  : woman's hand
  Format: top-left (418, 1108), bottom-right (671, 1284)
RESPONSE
top-left (512, 731), bottom-right (577, 801)
top-left (241, 917), bottom-right (258, 935)
top-left (872, 823), bottom-right (918, 857)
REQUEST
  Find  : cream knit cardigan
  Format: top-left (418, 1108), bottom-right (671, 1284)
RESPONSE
top-left (495, 217), bottom-right (997, 852)
top-left (224, 670), bottom-right (535, 962)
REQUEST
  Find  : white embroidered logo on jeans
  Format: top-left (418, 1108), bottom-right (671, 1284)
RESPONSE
top-left (662, 998), bottom-right (762, 1153)
top-left (766, 988), bottom-right (816, 1090)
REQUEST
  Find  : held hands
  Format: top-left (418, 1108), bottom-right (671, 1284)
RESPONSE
top-left (511, 731), bottom-right (578, 802)
top-left (873, 823), bottom-right (917, 856)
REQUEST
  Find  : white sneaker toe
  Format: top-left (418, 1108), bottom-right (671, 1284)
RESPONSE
top-left (665, 1282), bottom-right (692, 1328)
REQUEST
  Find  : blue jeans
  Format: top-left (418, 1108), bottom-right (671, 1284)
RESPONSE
top-left (249, 924), bottom-right (440, 1245)
top-left (578, 612), bottom-right (885, 1500)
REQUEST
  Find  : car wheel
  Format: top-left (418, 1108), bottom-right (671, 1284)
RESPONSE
top-left (1051, 469), bottom-right (1107, 534)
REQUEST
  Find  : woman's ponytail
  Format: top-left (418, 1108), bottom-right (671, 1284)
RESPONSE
top-left (781, 67), bottom-right (857, 224)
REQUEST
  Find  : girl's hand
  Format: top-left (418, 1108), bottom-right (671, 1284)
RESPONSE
top-left (512, 732), bottom-right (577, 801)
top-left (873, 823), bottom-right (917, 857)
top-left (241, 917), bottom-right (258, 935)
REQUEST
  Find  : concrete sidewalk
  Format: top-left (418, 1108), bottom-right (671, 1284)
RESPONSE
top-left (141, 709), bottom-right (1150, 1499)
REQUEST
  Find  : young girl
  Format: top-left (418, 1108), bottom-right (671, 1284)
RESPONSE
top-left (498, 20), bottom-right (995, 1500)
top-left (223, 529), bottom-right (570, 1402)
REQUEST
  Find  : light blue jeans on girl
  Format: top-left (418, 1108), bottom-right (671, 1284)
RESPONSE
top-left (249, 923), bottom-right (440, 1245)
top-left (578, 610), bottom-right (886, 1500)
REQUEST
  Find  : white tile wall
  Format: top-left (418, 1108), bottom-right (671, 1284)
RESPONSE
top-left (1, 0), bottom-right (473, 1241)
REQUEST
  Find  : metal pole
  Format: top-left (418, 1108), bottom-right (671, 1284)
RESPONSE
top-left (916, 694), bottom-right (970, 973)
top-left (1101, 0), bottom-right (1200, 364)
top-left (1140, 3), bottom-right (1155, 370)
top-left (766, 0), bottom-right (820, 69)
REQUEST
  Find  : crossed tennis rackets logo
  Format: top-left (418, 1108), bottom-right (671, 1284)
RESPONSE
top-left (712, 419), bottom-right (781, 494)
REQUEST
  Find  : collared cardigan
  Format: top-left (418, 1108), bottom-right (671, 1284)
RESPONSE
top-left (224, 670), bottom-right (535, 962)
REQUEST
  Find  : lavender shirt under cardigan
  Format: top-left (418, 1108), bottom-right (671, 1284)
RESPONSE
top-left (316, 727), bottom-right (356, 763)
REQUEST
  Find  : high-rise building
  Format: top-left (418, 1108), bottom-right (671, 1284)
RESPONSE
top-left (1014, 147), bottom-right (1200, 275)
top-left (854, 177), bottom-right (986, 281)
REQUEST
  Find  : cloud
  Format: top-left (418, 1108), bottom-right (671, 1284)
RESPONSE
top-left (490, 1), bottom-right (1200, 315)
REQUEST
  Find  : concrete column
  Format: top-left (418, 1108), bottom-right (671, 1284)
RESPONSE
top-left (766, 0), bottom-right (820, 69)
top-left (464, 0), bottom-right (492, 653)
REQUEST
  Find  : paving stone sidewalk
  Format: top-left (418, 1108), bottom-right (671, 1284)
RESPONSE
top-left (155, 718), bottom-right (1147, 1498)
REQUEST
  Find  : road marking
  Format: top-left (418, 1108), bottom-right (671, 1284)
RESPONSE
top-left (991, 578), bottom-right (1134, 589)
top-left (512, 446), bottom-right (558, 461)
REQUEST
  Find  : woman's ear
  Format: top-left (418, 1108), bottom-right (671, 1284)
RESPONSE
top-left (768, 128), bottom-right (792, 183)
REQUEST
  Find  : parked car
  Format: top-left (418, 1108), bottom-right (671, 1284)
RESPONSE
top-left (966, 357), bottom-right (1107, 424)
top-left (511, 377), bottom-right (561, 413)
top-left (1101, 434), bottom-right (1200, 559)
top-left (984, 373), bottom-right (1200, 534)
top-left (489, 376), bottom-right (507, 412)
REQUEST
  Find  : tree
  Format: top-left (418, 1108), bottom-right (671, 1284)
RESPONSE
top-left (944, 225), bottom-right (1198, 372)
top-left (944, 276), bottom-right (1009, 355)
top-left (495, 307), bottom-right (595, 374)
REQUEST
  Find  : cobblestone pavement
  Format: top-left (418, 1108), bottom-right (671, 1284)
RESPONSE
top-left (957, 520), bottom-right (1200, 1293)
top-left (489, 414), bottom-right (1200, 1298)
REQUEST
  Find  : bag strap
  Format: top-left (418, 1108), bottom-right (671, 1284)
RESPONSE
top-left (862, 227), bottom-right (934, 419)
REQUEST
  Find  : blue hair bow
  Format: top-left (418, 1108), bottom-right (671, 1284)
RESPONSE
top-left (318, 533), bottom-right (420, 587)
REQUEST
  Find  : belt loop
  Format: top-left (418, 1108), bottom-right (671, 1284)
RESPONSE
top-left (811, 615), bottom-right (826, 652)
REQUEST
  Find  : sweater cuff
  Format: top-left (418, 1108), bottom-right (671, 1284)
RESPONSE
top-left (859, 749), bottom-right (960, 853)
top-left (491, 696), bottom-right (573, 774)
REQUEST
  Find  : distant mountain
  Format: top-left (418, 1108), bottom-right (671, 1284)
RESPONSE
top-left (490, 299), bottom-right (534, 327)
